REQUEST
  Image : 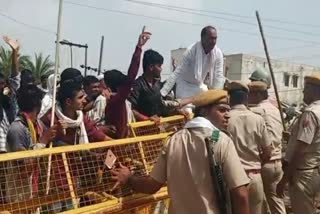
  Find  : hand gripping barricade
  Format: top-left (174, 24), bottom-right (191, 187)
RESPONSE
top-left (0, 115), bottom-right (186, 214)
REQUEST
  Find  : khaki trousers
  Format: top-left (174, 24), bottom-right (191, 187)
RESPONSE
top-left (261, 160), bottom-right (286, 214)
top-left (247, 172), bottom-right (264, 214)
top-left (289, 169), bottom-right (320, 214)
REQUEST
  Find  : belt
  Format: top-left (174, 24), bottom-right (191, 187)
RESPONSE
top-left (296, 166), bottom-right (319, 171)
top-left (267, 159), bottom-right (282, 163)
top-left (245, 169), bottom-right (261, 174)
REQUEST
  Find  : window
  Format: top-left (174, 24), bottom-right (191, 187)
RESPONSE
top-left (284, 73), bottom-right (290, 87)
top-left (292, 75), bottom-right (299, 88)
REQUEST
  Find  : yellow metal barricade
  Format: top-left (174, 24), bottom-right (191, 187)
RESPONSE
top-left (0, 134), bottom-right (169, 214)
top-left (129, 115), bottom-right (186, 137)
top-left (0, 116), bottom-right (186, 214)
top-left (128, 116), bottom-right (186, 214)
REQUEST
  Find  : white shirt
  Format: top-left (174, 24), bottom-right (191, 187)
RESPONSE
top-left (161, 42), bottom-right (225, 98)
top-left (87, 95), bottom-right (107, 125)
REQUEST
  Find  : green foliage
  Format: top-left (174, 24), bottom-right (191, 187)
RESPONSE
top-left (0, 46), bottom-right (54, 81)
top-left (25, 53), bottom-right (54, 81)
top-left (0, 47), bottom-right (31, 77)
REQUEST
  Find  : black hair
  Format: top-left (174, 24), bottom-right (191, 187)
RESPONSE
top-left (104, 69), bottom-right (128, 93)
top-left (201, 26), bottom-right (216, 38)
top-left (194, 104), bottom-right (213, 118)
top-left (83, 75), bottom-right (99, 88)
top-left (17, 84), bottom-right (44, 112)
top-left (57, 80), bottom-right (83, 107)
top-left (60, 68), bottom-right (83, 84)
top-left (142, 49), bottom-right (164, 72)
top-left (20, 69), bottom-right (35, 88)
top-left (229, 90), bottom-right (248, 106)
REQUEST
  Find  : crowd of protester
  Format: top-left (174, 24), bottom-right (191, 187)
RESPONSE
top-left (2, 24), bottom-right (320, 214)
top-left (0, 29), bottom-right (190, 209)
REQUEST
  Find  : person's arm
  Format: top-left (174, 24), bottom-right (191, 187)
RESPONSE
top-left (111, 163), bottom-right (162, 194)
top-left (221, 138), bottom-right (250, 213)
top-left (230, 185), bottom-right (250, 214)
top-left (3, 36), bottom-right (20, 92)
top-left (132, 109), bottom-right (149, 121)
top-left (259, 119), bottom-right (273, 163)
top-left (210, 48), bottom-right (225, 89)
top-left (112, 46), bottom-right (142, 104)
top-left (277, 111), bottom-right (316, 196)
top-left (128, 175), bottom-right (162, 194)
top-left (84, 115), bottom-right (111, 142)
top-left (3, 36), bottom-right (20, 78)
top-left (160, 46), bottom-right (192, 97)
top-left (111, 136), bottom-right (170, 193)
top-left (112, 32), bottom-right (150, 105)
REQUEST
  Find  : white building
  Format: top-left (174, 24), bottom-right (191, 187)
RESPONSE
top-left (225, 54), bottom-right (320, 105)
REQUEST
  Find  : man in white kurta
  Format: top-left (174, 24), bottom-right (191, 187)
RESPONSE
top-left (161, 26), bottom-right (225, 100)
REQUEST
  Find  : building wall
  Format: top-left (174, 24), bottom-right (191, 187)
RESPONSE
top-left (171, 48), bottom-right (187, 70)
top-left (163, 48), bottom-right (187, 80)
top-left (225, 54), bottom-right (243, 81)
top-left (226, 53), bottom-right (320, 105)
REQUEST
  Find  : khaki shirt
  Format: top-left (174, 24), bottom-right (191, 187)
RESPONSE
top-left (151, 127), bottom-right (249, 214)
top-left (228, 104), bottom-right (271, 170)
top-left (251, 100), bottom-right (283, 160)
top-left (285, 100), bottom-right (320, 169)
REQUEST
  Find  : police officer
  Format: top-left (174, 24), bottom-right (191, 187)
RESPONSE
top-left (111, 89), bottom-right (250, 214)
top-left (277, 74), bottom-right (320, 214)
top-left (249, 68), bottom-right (271, 89)
top-left (227, 81), bottom-right (273, 214)
top-left (248, 81), bottom-right (286, 214)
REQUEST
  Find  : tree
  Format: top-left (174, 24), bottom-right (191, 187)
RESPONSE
top-left (25, 53), bottom-right (54, 81)
top-left (0, 47), bottom-right (30, 77)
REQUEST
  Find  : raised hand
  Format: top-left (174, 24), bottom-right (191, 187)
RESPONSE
top-left (3, 35), bottom-right (20, 51)
top-left (137, 27), bottom-right (151, 48)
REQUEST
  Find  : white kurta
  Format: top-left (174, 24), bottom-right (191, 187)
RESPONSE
top-left (161, 42), bottom-right (225, 99)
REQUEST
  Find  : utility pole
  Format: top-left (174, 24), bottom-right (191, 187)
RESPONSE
top-left (70, 46), bottom-right (73, 67)
top-left (57, 40), bottom-right (88, 74)
top-left (98, 36), bottom-right (104, 75)
top-left (85, 44), bottom-right (88, 76)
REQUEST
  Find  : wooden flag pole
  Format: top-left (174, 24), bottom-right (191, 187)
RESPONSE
top-left (255, 11), bottom-right (287, 131)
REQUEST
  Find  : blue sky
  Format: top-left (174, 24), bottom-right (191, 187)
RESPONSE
top-left (0, 0), bottom-right (320, 77)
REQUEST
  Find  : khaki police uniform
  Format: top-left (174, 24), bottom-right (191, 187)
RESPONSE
top-left (249, 81), bottom-right (286, 214)
top-left (227, 81), bottom-right (272, 214)
top-left (150, 89), bottom-right (250, 214)
top-left (228, 104), bottom-right (272, 214)
top-left (285, 100), bottom-right (320, 214)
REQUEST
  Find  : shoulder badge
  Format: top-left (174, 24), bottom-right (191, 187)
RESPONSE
top-left (211, 129), bottom-right (220, 143)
